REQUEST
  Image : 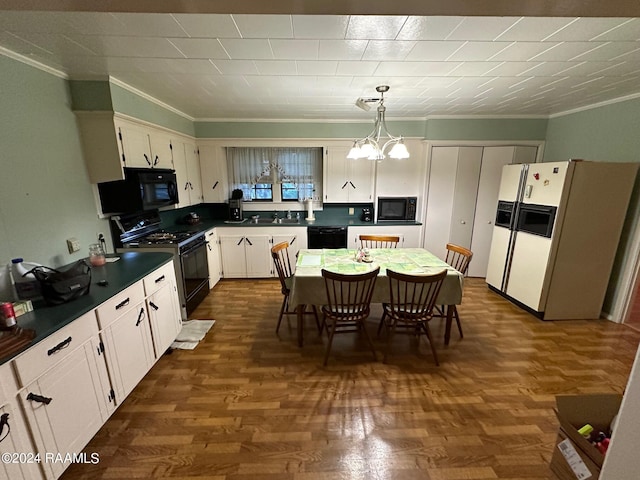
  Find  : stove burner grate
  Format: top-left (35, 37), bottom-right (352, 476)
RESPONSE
top-left (145, 232), bottom-right (177, 242)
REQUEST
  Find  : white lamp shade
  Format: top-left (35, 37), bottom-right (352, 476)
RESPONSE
top-left (360, 141), bottom-right (376, 157)
top-left (388, 141), bottom-right (410, 159)
top-left (347, 145), bottom-right (362, 159)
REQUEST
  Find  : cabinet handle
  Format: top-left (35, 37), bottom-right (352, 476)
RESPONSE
top-left (115, 298), bottom-right (130, 310)
top-left (149, 301), bottom-right (159, 311)
top-left (135, 307), bottom-right (145, 326)
top-left (185, 182), bottom-right (189, 190)
top-left (237, 237), bottom-right (245, 246)
top-left (245, 238), bottom-right (253, 246)
top-left (144, 153), bottom-right (151, 166)
top-left (349, 181), bottom-right (356, 189)
top-left (27, 393), bottom-right (52, 405)
top-left (154, 155), bottom-right (159, 166)
top-left (290, 236), bottom-right (296, 245)
top-left (212, 181), bottom-right (219, 190)
top-left (189, 181), bottom-right (193, 190)
top-left (341, 181), bottom-right (348, 190)
top-left (47, 336), bottom-right (72, 356)
top-left (155, 275), bottom-right (166, 283)
top-left (207, 243), bottom-right (212, 251)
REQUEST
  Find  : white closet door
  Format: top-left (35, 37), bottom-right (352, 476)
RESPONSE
top-left (424, 147), bottom-right (459, 261)
top-left (469, 146), bottom-right (518, 277)
top-left (449, 147), bottom-right (482, 250)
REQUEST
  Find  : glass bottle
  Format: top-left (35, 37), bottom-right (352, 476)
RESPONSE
top-left (89, 243), bottom-right (106, 266)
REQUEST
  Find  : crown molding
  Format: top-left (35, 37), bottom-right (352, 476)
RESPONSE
top-left (0, 47), bottom-right (68, 79)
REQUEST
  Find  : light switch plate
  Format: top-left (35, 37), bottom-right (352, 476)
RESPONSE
top-left (66, 237), bottom-right (80, 253)
top-left (349, 208), bottom-right (354, 215)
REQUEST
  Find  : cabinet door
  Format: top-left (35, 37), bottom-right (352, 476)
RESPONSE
top-left (101, 303), bottom-right (155, 402)
top-left (244, 235), bottom-right (272, 277)
top-left (147, 283), bottom-right (182, 358)
top-left (20, 340), bottom-right (112, 480)
top-left (323, 147), bottom-right (349, 202)
top-left (469, 146), bottom-right (517, 277)
top-left (272, 233), bottom-right (302, 275)
top-left (185, 142), bottom-right (203, 204)
top-left (117, 121), bottom-right (153, 168)
top-left (148, 131), bottom-right (174, 169)
top-left (375, 139), bottom-right (424, 197)
top-left (199, 144), bottom-right (228, 203)
top-left (206, 229), bottom-right (221, 287)
top-left (219, 235), bottom-right (248, 278)
top-left (347, 156), bottom-right (375, 203)
top-left (0, 401), bottom-right (41, 480)
top-left (173, 141), bottom-right (191, 208)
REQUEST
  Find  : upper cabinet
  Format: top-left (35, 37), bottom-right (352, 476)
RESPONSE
top-left (199, 143), bottom-right (229, 203)
top-left (75, 113), bottom-right (178, 183)
top-left (323, 146), bottom-right (375, 203)
top-left (374, 139), bottom-right (425, 198)
top-left (173, 140), bottom-right (203, 207)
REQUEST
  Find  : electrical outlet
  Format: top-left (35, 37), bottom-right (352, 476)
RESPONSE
top-left (66, 237), bottom-right (81, 254)
top-left (348, 208), bottom-right (354, 215)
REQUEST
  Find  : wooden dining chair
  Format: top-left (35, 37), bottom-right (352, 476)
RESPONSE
top-left (271, 241), bottom-right (319, 334)
top-left (380, 269), bottom-right (447, 365)
top-left (435, 243), bottom-right (473, 339)
top-left (359, 234), bottom-right (400, 248)
top-left (320, 266), bottom-right (380, 366)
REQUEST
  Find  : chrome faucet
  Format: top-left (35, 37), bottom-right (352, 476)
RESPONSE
top-left (286, 210), bottom-right (292, 220)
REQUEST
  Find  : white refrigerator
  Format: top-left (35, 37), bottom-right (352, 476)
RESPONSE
top-left (486, 160), bottom-right (638, 320)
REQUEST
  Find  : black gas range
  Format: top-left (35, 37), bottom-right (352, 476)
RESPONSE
top-left (110, 210), bottom-right (209, 318)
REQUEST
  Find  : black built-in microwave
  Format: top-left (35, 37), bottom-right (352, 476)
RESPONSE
top-left (98, 168), bottom-right (179, 214)
top-left (377, 197), bottom-right (417, 221)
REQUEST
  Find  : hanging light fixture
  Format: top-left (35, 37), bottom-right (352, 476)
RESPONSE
top-left (347, 85), bottom-right (410, 161)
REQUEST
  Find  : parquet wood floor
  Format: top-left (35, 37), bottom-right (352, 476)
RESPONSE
top-left (61, 278), bottom-right (640, 480)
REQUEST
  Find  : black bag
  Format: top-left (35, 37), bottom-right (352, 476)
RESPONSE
top-left (29, 260), bottom-right (92, 306)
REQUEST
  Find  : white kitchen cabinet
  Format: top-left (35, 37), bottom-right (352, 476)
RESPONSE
top-left (143, 262), bottom-right (182, 358)
top-left (219, 234), bottom-right (272, 278)
top-left (323, 146), bottom-right (375, 203)
top-left (0, 364), bottom-right (41, 480)
top-left (116, 119), bottom-right (173, 169)
top-left (174, 140), bottom-right (203, 207)
top-left (348, 225), bottom-right (422, 248)
top-left (272, 230), bottom-right (307, 275)
top-left (424, 145), bottom-right (537, 277)
top-left (374, 138), bottom-right (425, 197)
top-left (199, 144), bottom-right (229, 203)
top-left (15, 312), bottom-right (113, 480)
top-left (205, 228), bottom-right (222, 288)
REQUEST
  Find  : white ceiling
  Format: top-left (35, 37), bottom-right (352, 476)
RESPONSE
top-left (1, 10), bottom-right (639, 120)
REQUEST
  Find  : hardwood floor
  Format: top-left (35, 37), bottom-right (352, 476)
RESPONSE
top-left (62, 278), bottom-right (640, 480)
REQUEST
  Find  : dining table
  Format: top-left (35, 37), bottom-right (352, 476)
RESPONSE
top-left (289, 248), bottom-right (465, 347)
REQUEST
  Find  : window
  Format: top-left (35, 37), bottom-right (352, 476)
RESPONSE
top-left (226, 147), bottom-right (322, 202)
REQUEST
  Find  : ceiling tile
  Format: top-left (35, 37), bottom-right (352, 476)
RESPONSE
top-left (346, 15), bottom-right (408, 40)
top-left (69, 12), bottom-right (188, 37)
top-left (405, 41), bottom-right (466, 61)
top-left (318, 40), bottom-right (368, 60)
top-left (292, 15), bottom-right (349, 39)
top-left (296, 61), bottom-right (338, 75)
top-left (495, 17), bottom-right (577, 41)
top-left (232, 14), bottom-right (293, 39)
top-left (590, 18), bottom-right (640, 41)
top-left (489, 41), bottom-right (561, 61)
top-left (336, 61), bottom-right (378, 76)
top-left (543, 17), bottom-right (634, 41)
top-left (570, 41), bottom-right (640, 61)
top-left (83, 36), bottom-right (185, 58)
top-left (447, 62), bottom-right (503, 76)
top-left (171, 14), bottom-right (240, 38)
top-left (375, 61), bottom-right (459, 76)
top-left (396, 16), bottom-right (464, 41)
top-left (446, 17), bottom-right (521, 41)
top-left (253, 60), bottom-right (297, 75)
top-left (270, 39), bottom-right (319, 60)
top-left (362, 40), bottom-right (416, 61)
top-left (168, 38), bottom-right (228, 59)
top-left (211, 59), bottom-right (259, 75)
top-left (529, 42), bottom-right (603, 61)
top-left (447, 42), bottom-right (512, 61)
top-left (219, 39), bottom-right (273, 59)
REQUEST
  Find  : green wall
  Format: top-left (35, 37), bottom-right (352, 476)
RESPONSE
top-left (0, 55), bottom-right (109, 270)
top-left (425, 118), bottom-right (548, 141)
top-left (544, 98), bottom-right (640, 315)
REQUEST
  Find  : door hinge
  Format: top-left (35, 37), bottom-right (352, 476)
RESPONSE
top-left (108, 389), bottom-right (115, 403)
top-left (97, 341), bottom-right (105, 355)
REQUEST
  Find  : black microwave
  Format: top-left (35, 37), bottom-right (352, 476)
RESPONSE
top-left (98, 168), bottom-right (179, 214)
top-left (377, 197), bottom-right (417, 221)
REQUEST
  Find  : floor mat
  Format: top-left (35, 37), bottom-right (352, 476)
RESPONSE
top-left (171, 319), bottom-right (215, 350)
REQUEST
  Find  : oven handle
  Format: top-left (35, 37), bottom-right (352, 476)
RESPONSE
top-left (181, 239), bottom-right (207, 257)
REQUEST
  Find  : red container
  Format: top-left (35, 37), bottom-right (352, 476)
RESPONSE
top-left (0, 302), bottom-right (17, 329)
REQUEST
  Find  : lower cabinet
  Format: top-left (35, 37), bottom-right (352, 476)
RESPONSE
top-left (205, 228), bottom-right (221, 288)
top-left (219, 234), bottom-right (272, 278)
top-left (2, 261), bottom-right (181, 480)
top-left (100, 302), bottom-right (155, 403)
top-left (15, 313), bottom-right (113, 480)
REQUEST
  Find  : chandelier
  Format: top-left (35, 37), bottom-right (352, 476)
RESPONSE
top-left (347, 85), bottom-right (410, 161)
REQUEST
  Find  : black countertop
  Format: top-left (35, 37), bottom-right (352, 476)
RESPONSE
top-left (0, 252), bottom-right (174, 366)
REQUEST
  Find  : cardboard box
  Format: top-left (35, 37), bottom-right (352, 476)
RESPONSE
top-left (550, 394), bottom-right (622, 480)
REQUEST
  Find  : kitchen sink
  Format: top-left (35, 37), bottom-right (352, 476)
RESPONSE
top-left (250, 217), bottom-right (300, 224)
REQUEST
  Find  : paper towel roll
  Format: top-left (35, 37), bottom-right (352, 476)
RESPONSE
top-left (305, 198), bottom-right (315, 221)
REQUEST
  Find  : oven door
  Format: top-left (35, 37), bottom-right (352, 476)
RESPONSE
top-left (180, 237), bottom-right (210, 316)
top-left (516, 203), bottom-right (557, 238)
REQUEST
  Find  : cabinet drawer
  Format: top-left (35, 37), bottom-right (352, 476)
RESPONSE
top-left (95, 281), bottom-right (145, 329)
top-left (13, 311), bottom-right (98, 387)
top-left (143, 261), bottom-right (175, 296)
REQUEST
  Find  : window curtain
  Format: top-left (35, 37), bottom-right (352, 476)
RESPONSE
top-left (226, 147), bottom-right (322, 199)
